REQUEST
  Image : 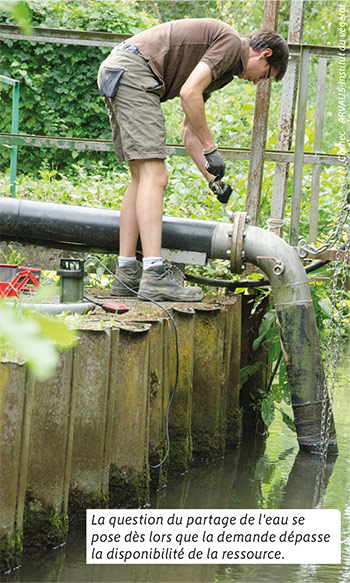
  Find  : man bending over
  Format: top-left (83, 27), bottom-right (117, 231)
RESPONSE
top-left (98, 18), bottom-right (289, 301)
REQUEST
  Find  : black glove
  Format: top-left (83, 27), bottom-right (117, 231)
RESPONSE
top-left (203, 147), bottom-right (226, 180)
top-left (209, 178), bottom-right (232, 204)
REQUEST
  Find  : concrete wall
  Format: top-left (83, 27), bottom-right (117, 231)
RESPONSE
top-left (0, 294), bottom-right (259, 572)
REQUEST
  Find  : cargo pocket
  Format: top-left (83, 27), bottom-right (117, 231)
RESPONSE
top-left (99, 67), bottom-right (125, 97)
top-left (147, 81), bottom-right (165, 98)
top-left (143, 75), bottom-right (165, 98)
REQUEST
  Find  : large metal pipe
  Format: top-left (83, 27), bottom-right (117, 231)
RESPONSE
top-left (242, 223), bottom-right (337, 454)
top-left (0, 198), bottom-right (336, 453)
top-left (0, 197), bottom-right (231, 258)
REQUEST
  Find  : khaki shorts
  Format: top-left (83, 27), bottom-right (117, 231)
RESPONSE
top-left (97, 52), bottom-right (167, 162)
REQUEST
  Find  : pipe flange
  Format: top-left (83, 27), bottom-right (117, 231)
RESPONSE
top-left (230, 211), bottom-right (248, 273)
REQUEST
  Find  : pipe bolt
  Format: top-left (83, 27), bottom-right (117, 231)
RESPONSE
top-left (273, 263), bottom-right (285, 275)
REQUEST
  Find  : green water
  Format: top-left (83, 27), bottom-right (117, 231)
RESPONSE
top-left (4, 344), bottom-right (349, 583)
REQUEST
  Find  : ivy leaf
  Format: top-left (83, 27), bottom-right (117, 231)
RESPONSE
top-left (253, 309), bottom-right (276, 350)
top-left (280, 409), bottom-right (297, 433)
top-left (0, 303), bottom-right (58, 380)
top-left (261, 395), bottom-right (275, 426)
top-left (23, 309), bottom-right (78, 349)
top-left (318, 298), bottom-right (332, 317)
top-left (240, 362), bottom-right (262, 387)
top-left (269, 382), bottom-right (282, 404)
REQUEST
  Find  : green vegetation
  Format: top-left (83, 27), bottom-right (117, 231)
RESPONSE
top-left (0, 0), bottom-right (348, 412)
top-left (0, 0), bottom-right (347, 246)
top-left (24, 491), bottom-right (69, 549)
top-left (0, 0), bottom-right (347, 174)
top-left (0, 298), bottom-right (78, 380)
top-left (241, 275), bottom-right (349, 431)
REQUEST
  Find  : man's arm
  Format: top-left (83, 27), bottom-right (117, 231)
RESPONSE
top-left (180, 61), bottom-right (219, 180)
top-left (182, 114), bottom-right (214, 180)
top-left (179, 61), bottom-right (215, 153)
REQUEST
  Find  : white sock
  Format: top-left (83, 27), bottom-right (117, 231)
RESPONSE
top-left (118, 256), bottom-right (136, 267)
top-left (143, 256), bottom-right (163, 270)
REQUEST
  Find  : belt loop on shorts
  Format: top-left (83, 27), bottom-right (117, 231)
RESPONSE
top-left (112, 42), bottom-right (145, 60)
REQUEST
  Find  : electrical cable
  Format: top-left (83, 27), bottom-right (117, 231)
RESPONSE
top-left (82, 294), bottom-right (129, 315)
top-left (85, 255), bottom-right (179, 469)
top-left (267, 350), bottom-right (283, 392)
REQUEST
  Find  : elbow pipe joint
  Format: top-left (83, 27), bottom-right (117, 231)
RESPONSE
top-left (230, 213), bottom-right (337, 455)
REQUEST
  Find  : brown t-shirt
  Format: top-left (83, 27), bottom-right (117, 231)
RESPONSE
top-left (129, 18), bottom-right (249, 102)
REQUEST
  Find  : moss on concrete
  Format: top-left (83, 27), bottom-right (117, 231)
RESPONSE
top-left (0, 532), bottom-right (22, 573)
top-left (192, 429), bottom-right (225, 461)
top-left (68, 488), bottom-right (108, 523)
top-left (226, 406), bottom-right (243, 448)
top-left (150, 369), bottom-right (160, 401)
top-left (23, 492), bottom-right (68, 550)
top-left (109, 464), bottom-right (149, 508)
top-left (149, 441), bottom-right (168, 490)
top-left (168, 434), bottom-right (193, 474)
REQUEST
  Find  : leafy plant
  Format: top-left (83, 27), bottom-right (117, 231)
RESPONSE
top-left (0, 301), bottom-right (78, 380)
top-left (0, 0), bottom-right (32, 33)
top-left (0, 1), bottom-right (80, 383)
top-left (0, 0), bottom-right (158, 173)
top-left (242, 301), bottom-right (295, 431)
top-left (0, 243), bottom-right (23, 265)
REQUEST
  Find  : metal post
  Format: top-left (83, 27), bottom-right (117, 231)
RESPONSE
top-left (10, 81), bottom-right (20, 197)
top-left (309, 58), bottom-right (327, 243)
top-left (0, 75), bottom-right (20, 198)
top-left (290, 46), bottom-right (310, 246)
top-left (269, 0), bottom-right (305, 237)
top-left (245, 0), bottom-right (279, 226)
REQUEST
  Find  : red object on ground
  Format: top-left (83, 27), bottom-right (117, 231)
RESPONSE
top-left (0, 264), bottom-right (41, 297)
top-left (102, 302), bottom-right (129, 314)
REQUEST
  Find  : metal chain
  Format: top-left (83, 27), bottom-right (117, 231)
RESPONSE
top-left (313, 153), bottom-right (350, 507)
top-left (298, 159), bottom-right (350, 258)
top-left (322, 213), bottom-right (349, 449)
top-left (320, 155), bottom-right (350, 452)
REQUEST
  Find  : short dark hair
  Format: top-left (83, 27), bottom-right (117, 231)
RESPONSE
top-left (244, 28), bottom-right (289, 81)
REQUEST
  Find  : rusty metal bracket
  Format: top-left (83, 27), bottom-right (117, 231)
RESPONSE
top-left (230, 212), bottom-right (248, 273)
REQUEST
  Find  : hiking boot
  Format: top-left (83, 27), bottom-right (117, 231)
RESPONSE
top-left (111, 260), bottom-right (142, 297)
top-left (138, 264), bottom-right (204, 302)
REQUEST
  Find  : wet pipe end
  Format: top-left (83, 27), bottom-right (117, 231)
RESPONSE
top-left (241, 225), bottom-right (338, 457)
top-left (293, 401), bottom-right (338, 455)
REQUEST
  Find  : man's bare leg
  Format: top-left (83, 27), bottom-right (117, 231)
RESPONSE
top-left (119, 158), bottom-right (168, 259)
top-left (135, 159), bottom-right (168, 257)
top-left (115, 157), bottom-right (203, 301)
top-left (119, 163), bottom-right (140, 258)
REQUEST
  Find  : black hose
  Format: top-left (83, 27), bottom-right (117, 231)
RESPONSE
top-left (185, 271), bottom-right (269, 290)
top-left (184, 246), bottom-right (345, 290)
